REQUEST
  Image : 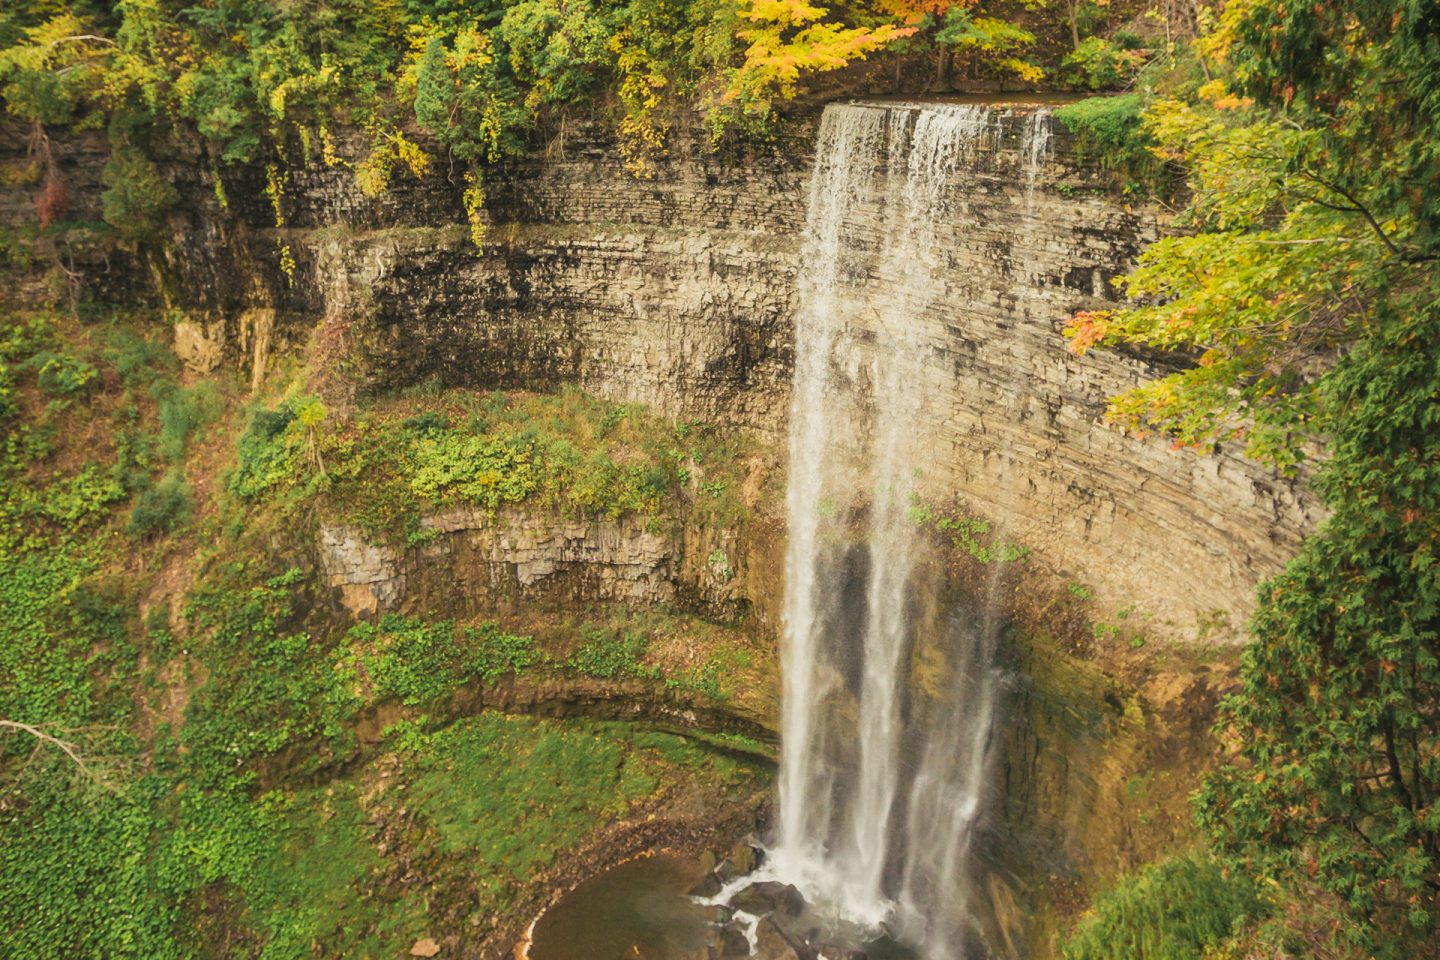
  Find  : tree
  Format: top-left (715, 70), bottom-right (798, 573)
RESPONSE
top-left (1069, 1), bottom-right (1440, 951)
top-left (1066, 1), bottom-right (1440, 472)
top-left (711, 0), bottom-right (913, 135)
top-left (1195, 298), bottom-right (1440, 956)
top-left (934, 7), bottom-right (1042, 83)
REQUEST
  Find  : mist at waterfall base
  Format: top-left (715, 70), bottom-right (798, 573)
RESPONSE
top-left (762, 102), bottom-right (1053, 958)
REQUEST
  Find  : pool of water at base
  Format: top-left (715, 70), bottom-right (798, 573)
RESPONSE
top-left (528, 855), bottom-right (714, 960)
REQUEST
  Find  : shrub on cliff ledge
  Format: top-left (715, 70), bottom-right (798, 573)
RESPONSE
top-left (1053, 93), bottom-right (1170, 197)
top-left (1062, 852), bottom-right (1264, 960)
top-left (229, 388), bottom-right (744, 545)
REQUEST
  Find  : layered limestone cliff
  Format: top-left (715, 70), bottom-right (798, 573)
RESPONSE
top-left (96, 106), bottom-right (1316, 645)
top-left (318, 507), bottom-right (746, 620)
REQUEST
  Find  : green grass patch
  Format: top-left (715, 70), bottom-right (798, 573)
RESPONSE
top-left (406, 713), bottom-right (765, 913)
top-left (155, 380), bottom-right (225, 461)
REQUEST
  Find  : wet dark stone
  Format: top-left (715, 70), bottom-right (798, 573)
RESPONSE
top-left (729, 840), bottom-right (763, 874)
top-left (703, 904), bottom-right (735, 924)
top-left (732, 881), bottom-right (807, 917)
top-left (717, 923), bottom-right (751, 957)
top-left (689, 872), bottom-right (724, 897)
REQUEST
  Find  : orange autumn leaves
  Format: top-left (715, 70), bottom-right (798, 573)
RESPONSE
top-left (873, 0), bottom-right (979, 22)
top-left (722, 0), bottom-right (981, 126)
top-left (1063, 309), bottom-right (1112, 355)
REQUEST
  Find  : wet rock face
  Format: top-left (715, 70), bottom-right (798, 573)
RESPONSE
top-left (732, 881), bottom-right (806, 918)
top-left (754, 917), bottom-right (811, 960)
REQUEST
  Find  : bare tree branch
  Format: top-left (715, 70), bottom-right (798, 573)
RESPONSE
top-left (0, 719), bottom-right (118, 790)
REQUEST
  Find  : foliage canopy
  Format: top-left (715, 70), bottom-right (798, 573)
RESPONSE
top-left (0, 0), bottom-right (1054, 236)
top-left (1070, 1), bottom-right (1440, 953)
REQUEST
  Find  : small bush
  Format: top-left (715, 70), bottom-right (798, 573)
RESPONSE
top-left (229, 388), bottom-right (744, 541)
top-left (338, 616), bottom-right (461, 706)
top-left (181, 568), bottom-right (351, 785)
top-left (665, 658), bottom-right (729, 701)
top-left (909, 497), bottom-right (1030, 564)
top-left (464, 622), bottom-right (539, 684)
top-left (565, 629), bottom-right (654, 680)
top-left (127, 473), bottom-right (192, 536)
top-left (101, 136), bottom-right (179, 240)
top-left (230, 405), bottom-right (301, 498)
top-left (1062, 852), bottom-right (1265, 960)
top-left (155, 380), bottom-right (224, 460)
top-left (29, 350), bottom-right (97, 396)
top-left (1062, 35), bottom-right (1151, 90)
top-left (111, 424), bottom-right (158, 493)
top-left (1056, 92), bottom-right (1149, 153)
top-left (408, 431), bottom-right (539, 510)
top-left (0, 363), bottom-right (17, 422)
top-left (1055, 94), bottom-right (1174, 196)
top-left (400, 411), bottom-right (449, 436)
top-left (103, 327), bottom-right (174, 384)
top-left (336, 615), bottom-right (538, 707)
top-left (35, 467), bottom-right (127, 526)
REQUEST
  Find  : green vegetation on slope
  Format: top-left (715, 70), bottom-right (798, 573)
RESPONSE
top-left (3, 708), bottom-right (763, 958)
top-left (0, 302), bottom-right (767, 956)
top-left (228, 385), bottom-right (750, 545)
top-left (1061, 852), bottom-right (1264, 960)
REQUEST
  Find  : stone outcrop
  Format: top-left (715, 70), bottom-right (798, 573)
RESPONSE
top-left (318, 505), bottom-right (742, 620)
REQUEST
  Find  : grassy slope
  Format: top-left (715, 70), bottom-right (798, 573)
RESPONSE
top-left (0, 302), bottom-right (769, 958)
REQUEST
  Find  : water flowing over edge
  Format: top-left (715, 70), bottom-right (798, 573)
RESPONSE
top-left (768, 100), bottom-right (1053, 958)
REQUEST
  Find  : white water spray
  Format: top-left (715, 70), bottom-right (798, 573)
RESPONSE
top-left (771, 101), bottom-right (1053, 956)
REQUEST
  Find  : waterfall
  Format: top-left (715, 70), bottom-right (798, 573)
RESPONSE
top-left (771, 101), bottom-right (1052, 956)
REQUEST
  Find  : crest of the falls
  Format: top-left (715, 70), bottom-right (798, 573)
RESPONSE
top-left (771, 101), bottom-right (1053, 957)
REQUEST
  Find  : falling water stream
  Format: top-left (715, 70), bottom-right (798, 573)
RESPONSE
top-left (768, 101), bottom-right (1054, 958)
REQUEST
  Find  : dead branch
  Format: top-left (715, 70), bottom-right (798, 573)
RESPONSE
top-left (0, 719), bottom-right (119, 790)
